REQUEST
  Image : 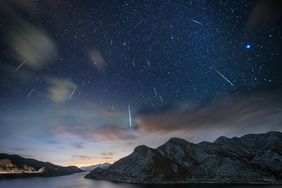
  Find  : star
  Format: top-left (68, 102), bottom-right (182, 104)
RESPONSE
top-left (245, 44), bottom-right (251, 49)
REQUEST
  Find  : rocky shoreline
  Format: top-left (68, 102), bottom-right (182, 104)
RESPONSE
top-left (85, 132), bottom-right (282, 184)
top-left (0, 154), bottom-right (83, 179)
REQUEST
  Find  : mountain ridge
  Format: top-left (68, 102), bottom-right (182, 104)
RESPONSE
top-left (81, 163), bottom-right (111, 171)
top-left (0, 153), bottom-right (83, 179)
top-left (85, 131), bottom-right (282, 184)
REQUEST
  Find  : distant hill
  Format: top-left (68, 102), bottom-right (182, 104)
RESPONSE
top-left (0, 154), bottom-right (83, 179)
top-left (85, 131), bottom-right (282, 184)
top-left (81, 163), bottom-right (111, 171)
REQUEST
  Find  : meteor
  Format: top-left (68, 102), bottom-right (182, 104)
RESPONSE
top-left (153, 87), bottom-right (158, 97)
top-left (214, 68), bottom-right (234, 86)
top-left (129, 19), bottom-right (144, 33)
top-left (128, 104), bottom-right (132, 128)
top-left (159, 95), bottom-right (163, 104)
top-left (69, 86), bottom-right (77, 99)
top-left (15, 62), bottom-right (25, 71)
top-left (26, 89), bottom-right (34, 98)
top-left (133, 19), bottom-right (144, 29)
top-left (147, 58), bottom-right (151, 67)
top-left (190, 19), bottom-right (203, 25)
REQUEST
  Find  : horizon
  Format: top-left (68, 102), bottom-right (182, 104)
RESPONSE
top-left (1, 130), bottom-right (281, 168)
top-left (1, 0), bottom-right (282, 168)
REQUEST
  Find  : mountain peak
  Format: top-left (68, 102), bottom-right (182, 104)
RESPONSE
top-left (86, 131), bottom-right (282, 184)
top-left (133, 145), bottom-right (152, 153)
top-left (214, 136), bottom-right (230, 143)
top-left (167, 137), bottom-right (190, 145)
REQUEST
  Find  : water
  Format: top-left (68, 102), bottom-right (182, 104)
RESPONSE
top-left (0, 172), bottom-right (280, 188)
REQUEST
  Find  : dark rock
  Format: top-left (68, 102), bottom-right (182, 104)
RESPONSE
top-left (81, 162), bottom-right (111, 171)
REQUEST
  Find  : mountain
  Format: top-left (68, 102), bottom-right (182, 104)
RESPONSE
top-left (85, 131), bottom-right (282, 184)
top-left (81, 163), bottom-right (111, 171)
top-left (0, 154), bottom-right (83, 179)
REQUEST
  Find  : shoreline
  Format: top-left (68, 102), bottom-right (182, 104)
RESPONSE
top-left (0, 171), bottom-right (84, 180)
top-left (85, 177), bottom-right (282, 185)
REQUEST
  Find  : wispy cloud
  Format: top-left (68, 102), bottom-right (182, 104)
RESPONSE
top-left (7, 23), bottom-right (57, 69)
top-left (1, 0), bottom-right (57, 70)
top-left (46, 78), bottom-right (77, 103)
top-left (55, 124), bottom-right (138, 142)
top-left (136, 91), bottom-right (282, 138)
top-left (72, 155), bottom-right (95, 160)
top-left (100, 152), bottom-right (114, 156)
top-left (88, 49), bottom-right (107, 70)
top-left (71, 142), bottom-right (84, 149)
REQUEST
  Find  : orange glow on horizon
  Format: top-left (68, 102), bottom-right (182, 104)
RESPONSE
top-left (62, 160), bottom-right (115, 168)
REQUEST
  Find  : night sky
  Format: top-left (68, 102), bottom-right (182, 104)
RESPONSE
top-left (0, 0), bottom-right (282, 167)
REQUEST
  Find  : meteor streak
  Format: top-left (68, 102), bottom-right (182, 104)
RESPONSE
top-left (190, 19), bottom-right (203, 25)
top-left (15, 62), bottom-right (25, 71)
top-left (153, 87), bottom-right (158, 97)
top-left (159, 95), bottom-right (163, 104)
top-left (214, 68), bottom-right (234, 86)
top-left (26, 89), bottom-right (34, 98)
top-left (69, 86), bottom-right (77, 99)
top-left (129, 19), bottom-right (144, 33)
top-left (147, 58), bottom-right (151, 67)
top-left (128, 104), bottom-right (132, 128)
top-left (133, 19), bottom-right (144, 29)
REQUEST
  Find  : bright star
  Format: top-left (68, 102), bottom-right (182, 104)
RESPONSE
top-left (245, 44), bottom-right (251, 49)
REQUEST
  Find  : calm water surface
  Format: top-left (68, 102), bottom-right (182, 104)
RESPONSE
top-left (0, 172), bottom-right (280, 188)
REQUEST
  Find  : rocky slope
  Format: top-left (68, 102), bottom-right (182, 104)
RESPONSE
top-left (0, 154), bottom-right (83, 179)
top-left (81, 163), bottom-right (111, 171)
top-left (85, 131), bottom-right (282, 184)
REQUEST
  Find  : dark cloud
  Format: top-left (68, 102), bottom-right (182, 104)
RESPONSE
top-left (72, 154), bottom-right (113, 160)
top-left (101, 156), bottom-right (113, 160)
top-left (47, 140), bottom-right (60, 145)
top-left (12, 147), bottom-right (28, 152)
top-left (71, 142), bottom-right (84, 149)
top-left (247, 0), bottom-right (282, 29)
top-left (136, 90), bottom-right (282, 136)
top-left (72, 155), bottom-right (94, 160)
top-left (100, 152), bottom-right (114, 156)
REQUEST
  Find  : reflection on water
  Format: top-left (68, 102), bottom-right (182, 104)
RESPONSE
top-left (0, 172), bottom-right (280, 188)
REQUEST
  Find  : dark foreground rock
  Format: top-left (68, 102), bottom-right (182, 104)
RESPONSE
top-left (81, 163), bottom-right (111, 171)
top-left (85, 131), bottom-right (282, 184)
top-left (0, 154), bottom-right (83, 179)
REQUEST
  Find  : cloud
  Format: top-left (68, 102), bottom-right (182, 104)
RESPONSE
top-left (247, 0), bottom-right (282, 29)
top-left (100, 152), bottom-right (114, 156)
top-left (136, 90), bottom-right (282, 137)
top-left (87, 125), bottom-right (137, 140)
top-left (1, 0), bottom-right (57, 70)
top-left (12, 147), bottom-right (28, 152)
top-left (46, 78), bottom-right (77, 103)
top-left (104, 109), bottom-right (118, 117)
top-left (49, 100), bottom-right (138, 142)
top-left (72, 155), bottom-right (95, 160)
top-left (56, 124), bottom-right (138, 142)
top-left (47, 140), bottom-right (60, 145)
top-left (71, 154), bottom-right (113, 161)
top-left (72, 142), bottom-right (84, 149)
top-left (88, 49), bottom-right (107, 70)
top-left (7, 23), bottom-right (57, 69)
